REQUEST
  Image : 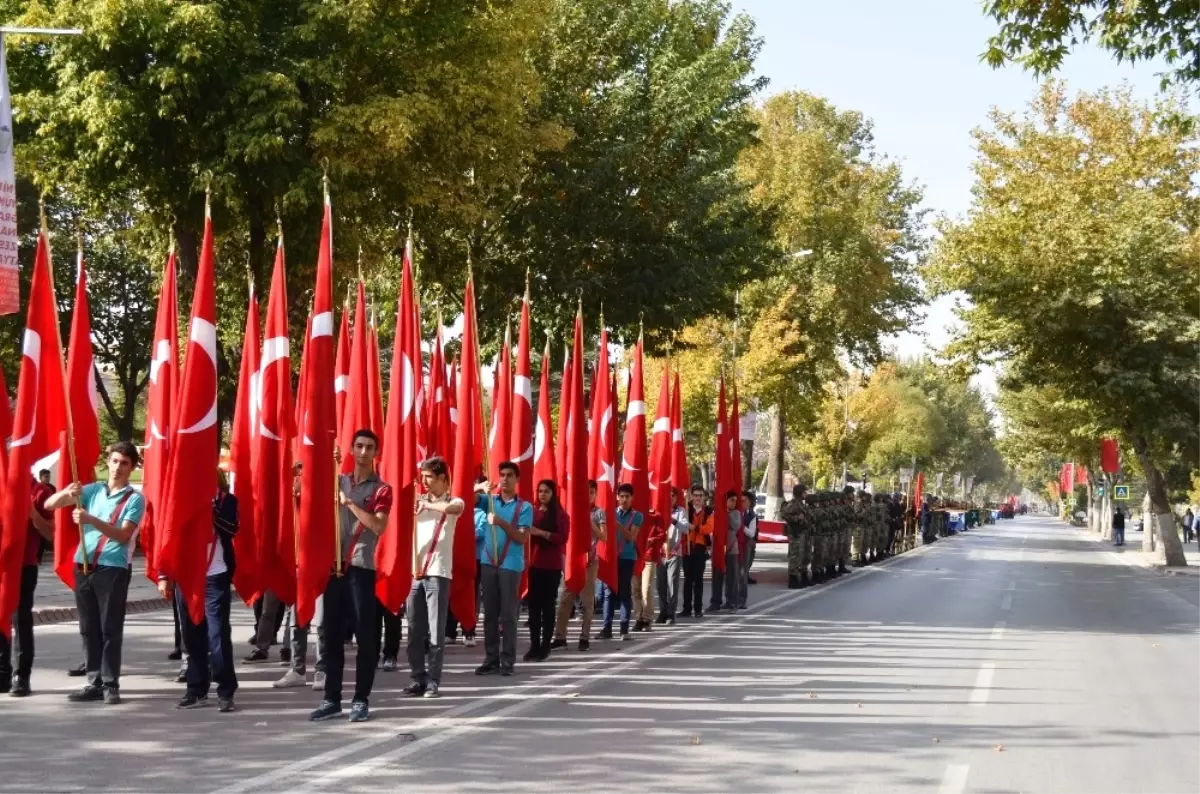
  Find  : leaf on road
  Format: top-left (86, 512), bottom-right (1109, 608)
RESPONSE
top-left (995, 744), bottom-right (1005, 752)
top-left (808, 692), bottom-right (818, 698)
top-left (690, 736), bottom-right (702, 745)
top-left (932, 737), bottom-right (940, 743)
top-left (1151, 643), bottom-right (1160, 648)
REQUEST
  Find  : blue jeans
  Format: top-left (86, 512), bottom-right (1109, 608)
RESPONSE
top-left (602, 558), bottom-right (635, 633)
top-left (1114, 525), bottom-right (1125, 545)
top-left (178, 572), bottom-right (237, 699)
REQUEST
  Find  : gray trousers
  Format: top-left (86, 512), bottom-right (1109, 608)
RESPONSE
top-left (480, 565), bottom-right (520, 670)
top-left (254, 591), bottom-right (285, 653)
top-left (656, 556), bottom-right (681, 618)
top-left (724, 551), bottom-right (739, 608)
top-left (737, 552), bottom-right (750, 608)
top-left (406, 576), bottom-right (450, 686)
top-left (284, 598), bottom-right (325, 675)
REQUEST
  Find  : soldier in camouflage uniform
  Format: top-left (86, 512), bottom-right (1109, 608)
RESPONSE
top-left (807, 493), bottom-right (824, 584)
top-left (840, 491), bottom-right (852, 575)
top-left (875, 493), bottom-right (890, 560)
top-left (851, 489), bottom-right (868, 566)
top-left (783, 484), bottom-right (811, 589)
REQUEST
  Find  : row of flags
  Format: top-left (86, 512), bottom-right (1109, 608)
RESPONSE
top-left (0, 184), bottom-right (749, 641)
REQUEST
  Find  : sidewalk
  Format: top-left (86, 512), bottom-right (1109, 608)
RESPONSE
top-left (1082, 525), bottom-right (1200, 575)
top-left (30, 557), bottom-right (171, 626)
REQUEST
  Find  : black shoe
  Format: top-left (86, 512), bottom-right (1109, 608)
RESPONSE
top-left (800, 573), bottom-right (811, 588)
top-left (748, 577), bottom-right (757, 585)
top-left (348, 700), bottom-right (369, 723)
top-left (243, 649), bottom-right (269, 663)
top-left (103, 689), bottom-right (121, 705)
top-left (536, 648), bottom-right (551, 662)
top-left (550, 637), bottom-right (567, 649)
top-left (167, 649), bottom-right (183, 661)
top-left (838, 563), bottom-right (849, 574)
top-left (499, 667), bottom-right (514, 677)
top-left (309, 699), bottom-right (342, 721)
top-left (654, 615), bottom-right (667, 625)
top-left (10, 678), bottom-right (30, 697)
top-left (522, 649), bottom-right (539, 663)
top-left (475, 662), bottom-right (500, 676)
top-left (402, 682), bottom-right (427, 697)
top-left (67, 686), bottom-right (104, 703)
top-left (174, 668), bottom-right (188, 684)
top-left (381, 656), bottom-right (397, 673)
top-left (217, 697), bottom-right (235, 713)
top-left (578, 639), bottom-right (590, 652)
top-left (67, 663), bottom-right (87, 677)
top-left (680, 610), bottom-right (693, 618)
top-left (176, 693), bottom-right (209, 709)
top-left (279, 647), bottom-right (291, 664)
top-left (788, 574), bottom-right (801, 589)
top-left (597, 627), bottom-right (613, 640)
top-left (0, 678), bottom-right (9, 694)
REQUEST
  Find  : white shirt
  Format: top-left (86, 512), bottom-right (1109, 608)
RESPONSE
top-left (743, 513), bottom-right (758, 540)
top-left (415, 495), bottom-right (464, 579)
top-left (206, 535), bottom-right (227, 577)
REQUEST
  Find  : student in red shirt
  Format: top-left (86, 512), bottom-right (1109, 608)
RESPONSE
top-left (0, 474), bottom-right (55, 697)
top-left (525, 479), bottom-right (569, 661)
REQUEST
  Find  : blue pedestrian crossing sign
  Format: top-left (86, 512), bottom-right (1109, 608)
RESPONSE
top-left (1113, 485), bottom-right (1130, 500)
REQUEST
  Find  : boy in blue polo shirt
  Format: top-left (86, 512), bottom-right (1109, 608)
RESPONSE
top-left (474, 461), bottom-right (533, 676)
top-left (600, 483), bottom-right (643, 642)
top-left (44, 441), bottom-right (146, 705)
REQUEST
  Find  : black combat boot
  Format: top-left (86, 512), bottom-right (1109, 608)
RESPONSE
top-left (799, 572), bottom-right (811, 588)
top-left (838, 561), bottom-right (849, 574)
top-left (788, 574), bottom-right (802, 589)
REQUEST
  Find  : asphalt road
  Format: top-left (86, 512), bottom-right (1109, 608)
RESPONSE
top-left (2, 516), bottom-right (1197, 793)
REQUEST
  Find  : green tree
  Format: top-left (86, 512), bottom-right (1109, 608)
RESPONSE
top-left (928, 82), bottom-right (1199, 565)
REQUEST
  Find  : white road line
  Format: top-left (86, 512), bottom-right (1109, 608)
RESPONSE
top-left (215, 541), bottom-right (948, 794)
top-left (990, 621), bottom-right (1006, 640)
top-left (939, 763), bottom-right (970, 794)
top-left (999, 593), bottom-right (1012, 611)
top-left (1005, 580), bottom-right (1016, 591)
top-left (969, 662), bottom-right (995, 705)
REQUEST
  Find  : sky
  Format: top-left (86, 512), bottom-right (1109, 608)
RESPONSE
top-left (731, 0), bottom-right (1170, 397)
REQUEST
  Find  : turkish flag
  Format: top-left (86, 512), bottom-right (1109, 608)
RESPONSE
top-left (591, 329), bottom-right (618, 592)
top-left (730, 385), bottom-right (744, 558)
top-left (447, 354), bottom-right (458, 445)
top-left (334, 301), bottom-right (350, 433)
top-left (620, 338), bottom-right (650, 573)
top-left (669, 371), bottom-right (689, 506)
top-left (450, 276), bottom-right (483, 633)
top-left (338, 281), bottom-right (371, 473)
top-left (533, 338), bottom-right (557, 487)
top-left (647, 362), bottom-right (672, 544)
top-left (711, 377), bottom-right (729, 573)
top-left (488, 325), bottom-right (512, 484)
top-left (914, 472), bottom-right (925, 508)
top-left (368, 314), bottom-right (385, 441)
top-left (54, 250), bottom-right (102, 590)
top-left (254, 238), bottom-right (297, 606)
top-left (562, 310), bottom-right (590, 596)
top-left (510, 289), bottom-right (534, 501)
top-left (159, 207), bottom-right (220, 625)
top-left (376, 247), bottom-right (420, 613)
top-left (296, 193), bottom-right (338, 628)
top-left (1, 229), bottom-right (68, 635)
top-left (293, 313), bottom-right (312, 464)
top-left (556, 344), bottom-right (571, 492)
top-left (228, 280), bottom-right (260, 605)
top-left (141, 249), bottom-right (179, 583)
top-left (426, 320), bottom-right (453, 463)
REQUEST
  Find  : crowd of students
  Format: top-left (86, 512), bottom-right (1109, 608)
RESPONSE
top-left (0, 431), bottom-right (763, 724)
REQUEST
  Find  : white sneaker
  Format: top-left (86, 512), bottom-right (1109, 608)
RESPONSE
top-left (312, 671), bottom-right (327, 689)
top-left (463, 634), bottom-right (477, 648)
top-left (273, 669), bottom-right (306, 688)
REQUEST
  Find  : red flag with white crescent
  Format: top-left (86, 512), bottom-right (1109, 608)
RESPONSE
top-left (647, 361), bottom-right (673, 542)
top-left (376, 245), bottom-right (419, 612)
top-left (620, 336), bottom-right (650, 573)
top-left (228, 279), bottom-right (260, 604)
top-left (562, 310), bottom-right (591, 596)
top-left (670, 371), bottom-right (689, 506)
top-left (141, 249), bottom-right (178, 582)
top-left (533, 338), bottom-right (556, 487)
top-left (488, 324), bottom-right (512, 484)
top-left (255, 236), bottom-right (297, 605)
top-left (1, 229), bottom-right (68, 634)
top-left (450, 276), bottom-right (482, 633)
top-left (54, 249), bottom-right (102, 590)
top-left (338, 281), bottom-right (370, 473)
top-left (334, 300), bottom-right (350, 432)
top-left (159, 204), bottom-right (220, 625)
top-left (591, 329), bottom-right (618, 592)
top-left (296, 191), bottom-right (338, 628)
top-left (556, 343), bottom-right (571, 492)
top-left (368, 312), bottom-right (384, 441)
top-left (711, 376), bottom-right (729, 573)
top-left (427, 318), bottom-right (453, 463)
top-left (510, 287), bottom-right (533, 502)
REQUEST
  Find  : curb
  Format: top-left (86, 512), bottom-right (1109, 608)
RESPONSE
top-left (1070, 525), bottom-right (1199, 576)
top-left (32, 595), bottom-right (171, 627)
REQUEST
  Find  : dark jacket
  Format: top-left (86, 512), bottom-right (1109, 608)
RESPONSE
top-left (213, 490), bottom-right (239, 578)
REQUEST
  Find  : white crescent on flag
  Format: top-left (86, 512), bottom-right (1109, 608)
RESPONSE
top-left (10, 329), bottom-right (40, 448)
top-left (178, 318), bottom-right (218, 435)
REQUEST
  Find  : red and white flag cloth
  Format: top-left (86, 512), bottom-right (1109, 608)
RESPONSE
top-left (730, 384), bottom-right (744, 558)
top-left (1, 228), bottom-right (68, 635)
top-left (647, 361), bottom-right (673, 544)
top-left (367, 310), bottom-right (385, 441)
top-left (533, 338), bottom-right (556, 487)
top-left (338, 281), bottom-right (370, 474)
top-left (562, 309), bottom-right (590, 596)
top-left (228, 280), bottom-right (260, 605)
top-left (620, 336), bottom-right (650, 573)
top-left (590, 328), bottom-right (618, 592)
top-left (255, 235), bottom-right (297, 605)
top-left (159, 203), bottom-right (221, 625)
top-left (556, 342), bottom-right (571, 492)
top-left (669, 371), bottom-right (689, 505)
top-left (53, 248), bottom-right (102, 589)
top-left (142, 249), bottom-right (178, 583)
top-left (710, 377), bottom-right (730, 574)
top-left (334, 298), bottom-right (350, 432)
top-left (450, 275), bottom-right (482, 633)
top-left (296, 189), bottom-right (338, 628)
top-left (377, 244), bottom-right (420, 613)
top-left (488, 323), bottom-right (512, 484)
top-left (509, 286), bottom-right (534, 502)
top-left (426, 317), bottom-right (453, 463)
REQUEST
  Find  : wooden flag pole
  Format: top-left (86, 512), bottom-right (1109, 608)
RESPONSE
top-left (333, 440), bottom-right (343, 578)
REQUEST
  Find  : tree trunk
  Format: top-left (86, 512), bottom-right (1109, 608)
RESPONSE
top-left (1086, 474), bottom-right (1098, 534)
top-left (1100, 473), bottom-right (1113, 541)
top-left (1131, 433), bottom-right (1187, 566)
top-left (765, 405), bottom-right (784, 521)
top-left (740, 438), bottom-right (753, 491)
